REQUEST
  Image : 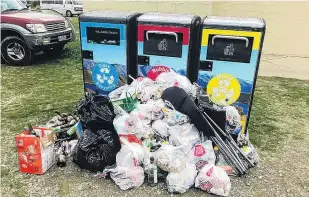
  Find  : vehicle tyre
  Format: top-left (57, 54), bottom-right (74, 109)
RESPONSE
top-left (66, 10), bottom-right (73, 17)
top-left (1, 36), bottom-right (33, 65)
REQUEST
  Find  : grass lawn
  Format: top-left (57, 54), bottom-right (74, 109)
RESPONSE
top-left (1, 17), bottom-right (309, 197)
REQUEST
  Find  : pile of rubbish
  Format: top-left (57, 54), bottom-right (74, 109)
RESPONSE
top-left (18, 70), bottom-right (259, 196)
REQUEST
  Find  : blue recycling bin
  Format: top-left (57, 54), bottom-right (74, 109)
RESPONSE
top-left (79, 10), bottom-right (141, 95)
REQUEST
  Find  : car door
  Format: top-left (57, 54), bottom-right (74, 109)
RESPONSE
top-left (53, 0), bottom-right (65, 15)
top-left (64, 0), bottom-right (74, 14)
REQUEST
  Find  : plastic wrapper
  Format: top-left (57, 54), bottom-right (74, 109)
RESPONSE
top-left (187, 140), bottom-right (216, 171)
top-left (168, 124), bottom-right (201, 154)
top-left (139, 84), bottom-right (166, 102)
top-left (131, 77), bottom-right (154, 89)
top-left (224, 106), bottom-right (242, 135)
top-left (102, 165), bottom-right (145, 190)
top-left (116, 141), bottom-right (145, 168)
top-left (108, 85), bottom-right (129, 100)
top-left (134, 100), bottom-right (165, 121)
top-left (154, 145), bottom-right (186, 173)
top-left (161, 107), bottom-right (190, 126)
top-left (124, 113), bottom-right (153, 138)
top-left (131, 103), bottom-right (153, 122)
top-left (166, 163), bottom-right (197, 194)
top-left (146, 98), bottom-right (165, 107)
top-left (156, 71), bottom-right (195, 97)
top-left (73, 128), bottom-right (121, 172)
top-left (131, 77), bottom-right (155, 101)
top-left (237, 134), bottom-right (260, 165)
top-left (242, 143), bottom-right (260, 165)
top-left (152, 119), bottom-right (169, 138)
top-left (113, 104), bottom-right (128, 116)
top-left (155, 71), bottom-right (176, 85)
top-left (195, 164), bottom-right (231, 197)
top-left (77, 94), bottom-right (115, 130)
top-left (113, 114), bottom-right (129, 134)
top-left (118, 86), bottom-right (137, 100)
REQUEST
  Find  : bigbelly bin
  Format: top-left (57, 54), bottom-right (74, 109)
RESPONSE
top-left (137, 13), bottom-right (201, 82)
top-left (195, 16), bottom-right (266, 134)
top-left (79, 10), bottom-right (141, 95)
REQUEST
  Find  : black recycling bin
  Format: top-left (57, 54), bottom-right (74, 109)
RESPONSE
top-left (137, 12), bottom-right (202, 82)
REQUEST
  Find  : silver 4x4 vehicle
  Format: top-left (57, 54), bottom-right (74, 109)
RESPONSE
top-left (1, 0), bottom-right (74, 65)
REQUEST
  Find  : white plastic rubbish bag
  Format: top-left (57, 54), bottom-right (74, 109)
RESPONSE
top-left (195, 164), bottom-right (231, 197)
top-left (124, 113), bottom-right (152, 138)
top-left (108, 85), bottom-right (129, 100)
top-left (168, 124), bottom-right (201, 155)
top-left (152, 119), bottom-right (169, 138)
top-left (113, 114), bottom-right (129, 134)
top-left (187, 140), bottom-right (216, 171)
top-left (133, 102), bottom-right (164, 121)
top-left (156, 71), bottom-right (195, 96)
top-left (116, 140), bottom-right (145, 168)
top-left (224, 106), bottom-right (242, 135)
top-left (103, 165), bottom-right (145, 190)
top-left (154, 145), bottom-right (186, 173)
top-left (166, 163), bottom-right (197, 194)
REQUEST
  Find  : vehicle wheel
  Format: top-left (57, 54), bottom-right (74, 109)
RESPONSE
top-left (1, 36), bottom-right (33, 65)
top-left (66, 10), bottom-right (73, 17)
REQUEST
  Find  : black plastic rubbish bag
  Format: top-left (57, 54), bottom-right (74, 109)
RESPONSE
top-left (73, 128), bottom-right (121, 172)
top-left (77, 94), bottom-right (115, 130)
top-left (74, 94), bottom-right (121, 172)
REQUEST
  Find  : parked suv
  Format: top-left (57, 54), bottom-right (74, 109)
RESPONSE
top-left (1, 0), bottom-right (73, 65)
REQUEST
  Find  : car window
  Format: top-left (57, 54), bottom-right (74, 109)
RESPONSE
top-left (65, 0), bottom-right (72, 4)
top-left (1, 0), bottom-right (25, 12)
top-left (55, 0), bottom-right (63, 4)
top-left (42, 0), bottom-right (56, 4)
top-left (72, 0), bottom-right (82, 5)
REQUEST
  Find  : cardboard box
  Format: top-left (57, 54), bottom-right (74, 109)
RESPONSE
top-left (16, 127), bottom-right (56, 174)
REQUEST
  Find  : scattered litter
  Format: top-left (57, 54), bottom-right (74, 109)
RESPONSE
top-left (154, 145), bottom-right (186, 173)
top-left (195, 164), bottom-right (231, 197)
top-left (16, 71), bottom-right (262, 196)
top-left (16, 127), bottom-right (56, 174)
top-left (168, 123), bottom-right (201, 154)
top-left (166, 163), bottom-right (197, 193)
top-left (103, 165), bottom-right (145, 190)
top-left (146, 156), bottom-right (158, 187)
top-left (187, 140), bottom-right (216, 171)
top-left (116, 139), bottom-right (145, 168)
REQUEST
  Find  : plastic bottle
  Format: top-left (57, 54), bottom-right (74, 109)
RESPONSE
top-left (214, 145), bottom-right (219, 164)
top-left (147, 156), bottom-right (158, 187)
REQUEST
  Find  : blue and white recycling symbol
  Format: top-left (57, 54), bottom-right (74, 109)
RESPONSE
top-left (92, 62), bottom-right (119, 92)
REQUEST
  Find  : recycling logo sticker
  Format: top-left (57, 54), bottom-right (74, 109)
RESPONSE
top-left (92, 62), bottom-right (119, 92)
top-left (207, 73), bottom-right (241, 106)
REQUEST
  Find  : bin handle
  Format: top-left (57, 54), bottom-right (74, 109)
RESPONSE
top-left (146, 31), bottom-right (178, 43)
top-left (212, 35), bottom-right (249, 48)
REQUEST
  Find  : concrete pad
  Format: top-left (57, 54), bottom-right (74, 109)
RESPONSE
top-left (258, 55), bottom-right (309, 80)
